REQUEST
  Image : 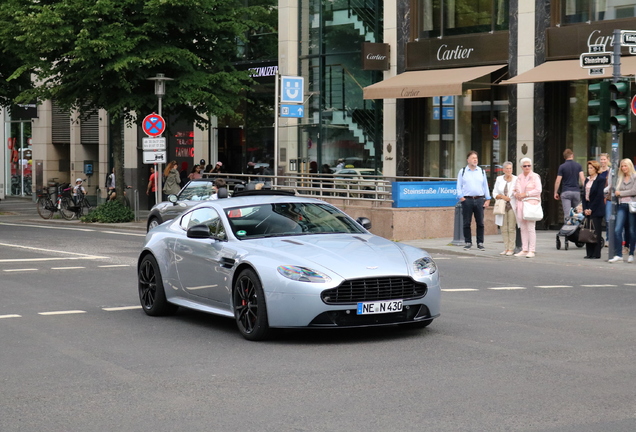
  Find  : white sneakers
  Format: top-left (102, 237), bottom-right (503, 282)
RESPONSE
top-left (608, 256), bottom-right (622, 263)
top-left (629, 255), bottom-right (634, 263)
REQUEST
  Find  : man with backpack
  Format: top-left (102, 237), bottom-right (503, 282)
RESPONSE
top-left (456, 150), bottom-right (491, 250)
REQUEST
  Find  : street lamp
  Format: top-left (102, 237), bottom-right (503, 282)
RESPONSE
top-left (147, 73), bottom-right (173, 205)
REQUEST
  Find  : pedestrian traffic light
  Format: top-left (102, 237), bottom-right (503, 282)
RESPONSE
top-left (610, 80), bottom-right (631, 132)
top-left (588, 81), bottom-right (610, 132)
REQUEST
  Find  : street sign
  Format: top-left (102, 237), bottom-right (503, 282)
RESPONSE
top-left (280, 76), bottom-right (304, 103)
top-left (588, 44), bottom-right (606, 53)
top-left (580, 52), bottom-right (612, 68)
top-left (433, 96), bottom-right (454, 106)
top-left (143, 150), bottom-right (167, 164)
top-left (142, 113), bottom-right (166, 137)
top-left (621, 30), bottom-right (636, 46)
top-left (280, 104), bottom-right (304, 118)
top-left (631, 94), bottom-right (636, 116)
top-left (589, 68), bottom-right (605, 76)
top-left (142, 137), bottom-right (166, 150)
top-left (432, 107), bottom-right (454, 120)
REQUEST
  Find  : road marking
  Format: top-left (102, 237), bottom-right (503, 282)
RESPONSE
top-left (51, 266), bottom-right (85, 270)
top-left (0, 314), bottom-right (21, 319)
top-left (0, 222), bottom-right (95, 232)
top-left (536, 285), bottom-right (572, 289)
top-left (432, 257), bottom-right (451, 260)
top-left (98, 265), bottom-right (131, 268)
top-left (38, 310), bottom-right (86, 316)
top-left (101, 231), bottom-right (146, 237)
top-left (3, 268), bottom-right (38, 272)
top-left (102, 306), bottom-right (142, 311)
top-left (0, 242), bottom-right (108, 261)
top-left (442, 288), bottom-right (479, 292)
top-left (624, 283), bottom-right (636, 286)
top-left (488, 286), bottom-right (526, 290)
top-left (581, 284), bottom-right (617, 287)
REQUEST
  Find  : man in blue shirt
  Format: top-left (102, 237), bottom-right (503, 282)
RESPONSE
top-left (457, 151), bottom-right (491, 250)
top-left (554, 148), bottom-right (584, 222)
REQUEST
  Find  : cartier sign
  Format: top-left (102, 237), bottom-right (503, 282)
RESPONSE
top-left (362, 43), bottom-right (390, 70)
top-left (547, 19), bottom-right (636, 60)
top-left (406, 32), bottom-right (508, 70)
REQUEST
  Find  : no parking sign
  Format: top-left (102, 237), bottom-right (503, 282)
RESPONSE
top-left (142, 113), bottom-right (166, 137)
top-left (631, 95), bottom-right (636, 116)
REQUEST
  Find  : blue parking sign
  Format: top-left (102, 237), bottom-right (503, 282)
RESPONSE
top-left (281, 76), bottom-right (304, 103)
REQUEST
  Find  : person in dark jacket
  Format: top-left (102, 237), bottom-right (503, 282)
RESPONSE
top-left (582, 160), bottom-right (605, 259)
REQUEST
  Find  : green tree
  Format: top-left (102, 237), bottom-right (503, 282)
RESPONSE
top-left (0, 0), bottom-right (272, 202)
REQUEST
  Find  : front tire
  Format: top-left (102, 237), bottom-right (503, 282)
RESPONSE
top-left (138, 255), bottom-right (178, 316)
top-left (233, 269), bottom-right (271, 341)
top-left (37, 197), bottom-right (54, 219)
top-left (147, 217), bottom-right (160, 232)
top-left (59, 197), bottom-right (76, 220)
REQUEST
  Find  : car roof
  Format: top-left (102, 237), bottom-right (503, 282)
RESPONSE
top-left (190, 194), bottom-right (328, 211)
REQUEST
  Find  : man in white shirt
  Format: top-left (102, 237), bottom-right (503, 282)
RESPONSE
top-left (456, 151), bottom-right (491, 250)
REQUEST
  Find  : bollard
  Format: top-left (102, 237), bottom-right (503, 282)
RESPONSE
top-left (450, 201), bottom-right (465, 246)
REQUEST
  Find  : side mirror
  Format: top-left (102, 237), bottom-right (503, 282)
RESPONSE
top-left (356, 217), bottom-right (372, 230)
top-left (168, 194), bottom-right (178, 204)
top-left (186, 224), bottom-right (211, 239)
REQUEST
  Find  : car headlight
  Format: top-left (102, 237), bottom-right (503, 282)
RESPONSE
top-left (277, 265), bottom-right (331, 283)
top-left (413, 257), bottom-right (437, 276)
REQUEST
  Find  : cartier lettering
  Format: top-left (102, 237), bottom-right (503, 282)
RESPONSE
top-left (437, 44), bottom-right (474, 61)
top-left (587, 30), bottom-right (613, 50)
top-left (367, 53), bottom-right (387, 60)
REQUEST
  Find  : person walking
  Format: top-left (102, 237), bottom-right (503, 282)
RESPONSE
top-left (492, 161), bottom-right (517, 256)
top-left (513, 158), bottom-right (542, 258)
top-left (146, 166), bottom-right (157, 210)
top-left (608, 158), bottom-right (636, 264)
top-left (554, 149), bottom-right (584, 222)
top-left (163, 160), bottom-right (181, 198)
top-left (582, 160), bottom-right (605, 259)
top-left (456, 150), bottom-right (491, 250)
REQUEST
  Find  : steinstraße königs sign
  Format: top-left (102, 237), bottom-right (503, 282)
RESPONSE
top-left (392, 181), bottom-right (458, 208)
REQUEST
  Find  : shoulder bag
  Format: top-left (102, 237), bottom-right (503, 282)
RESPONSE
top-left (578, 217), bottom-right (598, 244)
top-left (629, 201), bottom-right (636, 213)
top-left (522, 197), bottom-right (543, 221)
top-left (493, 199), bottom-right (506, 215)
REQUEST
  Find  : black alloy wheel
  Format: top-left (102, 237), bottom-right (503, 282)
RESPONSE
top-left (138, 255), bottom-right (178, 316)
top-left (233, 269), bottom-right (271, 341)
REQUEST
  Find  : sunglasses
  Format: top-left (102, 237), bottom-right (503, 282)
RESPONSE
top-left (522, 165), bottom-right (531, 167)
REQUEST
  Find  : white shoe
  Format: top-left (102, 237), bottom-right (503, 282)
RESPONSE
top-left (608, 256), bottom-right (622, 263)
top-left (629, 255), bottom-right (634, 263)
top-left (514, 251), bottom-right (528, 257)
top-left (526, 252), bottom-right (535, 258)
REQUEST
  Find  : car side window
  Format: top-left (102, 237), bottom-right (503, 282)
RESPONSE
top-left (181, 207), bottom-right (226, 238)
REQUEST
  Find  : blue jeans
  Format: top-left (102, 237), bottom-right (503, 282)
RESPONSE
top-left (605, 200), bottom-right (612, 241)
top-left (614, 203), bottom-right (636, 257)
top-left (461, 197), bottom-right (485, 245)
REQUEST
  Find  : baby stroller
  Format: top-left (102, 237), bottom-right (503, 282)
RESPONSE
top-left (556, 212), bottom-right (605, 250)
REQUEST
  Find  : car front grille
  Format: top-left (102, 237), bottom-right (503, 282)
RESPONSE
top-left (321, 277), bottom-right (427, 304)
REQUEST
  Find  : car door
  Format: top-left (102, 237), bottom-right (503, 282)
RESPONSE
top-left (174, 207), bottom-right (233, 305)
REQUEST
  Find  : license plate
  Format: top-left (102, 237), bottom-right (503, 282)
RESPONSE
top-left (356, 300), bottom-right (403, 315)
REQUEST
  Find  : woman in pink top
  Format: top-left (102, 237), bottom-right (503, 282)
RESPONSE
top-left (513, 157), bottom-right (543, 258)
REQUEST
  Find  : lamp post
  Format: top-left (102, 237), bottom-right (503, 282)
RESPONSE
top-left (147, 73), bottom-right (173, 205)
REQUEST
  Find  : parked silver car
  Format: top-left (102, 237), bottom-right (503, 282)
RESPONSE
top-left (137, 192), bottom-right (441, 340)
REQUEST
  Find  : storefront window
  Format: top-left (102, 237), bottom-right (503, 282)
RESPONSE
top-left (4, 114), bottom-right (32, 197)
top-left (412, 0), bottom-right (509, 39)
top-left (560, 0), bottom-right (636, 25)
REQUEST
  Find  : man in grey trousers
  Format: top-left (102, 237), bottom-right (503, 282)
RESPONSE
top-left (554, 148), bottom-right (585, 221)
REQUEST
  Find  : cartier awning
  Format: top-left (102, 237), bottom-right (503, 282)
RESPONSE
top-left (363, 64), bottom-right (507, 100)
top-left (502, 56), bottom-right (636, 84)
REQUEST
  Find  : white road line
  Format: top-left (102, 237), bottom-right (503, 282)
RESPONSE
top-left (442, 288), bottom-right (479, 292)
top-left (488, 286), bottom-right (526, 290)
top-left (38, 310), bottom-right (86, 316)
top-left (3, 268), bottom-right (38, 272)
top-left (0, 242), bottom-right (108, 259)
top-left (0, 314), bottom-right (22, 319)
top-left (0, 257), bottom-right (103, 263)
top-left (536, 285), bottom-right (572, 288)
top-left (102, 306), bottom-right (142, 311)
top-left (50, 266), bottom-right (85, 270)
top-left (581, 284), bottom-right (617, 287)
top-left (432, 257), bottom-right (451, 260)
top-left (101, 231), bottom-right (146, 237)
top-left (98, 265), bottom-right (131, 268)
top-left (624, 283), bottom-right (636, 286)
top-left (0, 222), bottom-right (95, 232)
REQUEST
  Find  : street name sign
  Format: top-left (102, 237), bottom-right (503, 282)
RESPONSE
top-left (589, 68), bottom-right (605, 76)
top-left (580, 52), bottom-right (612, 68)
top-left (142, 137), bottom-right (166, 150)
top-left (621, 30), bottom-right (636, 46)
top-left (143, 150), bottom-right (167, 164)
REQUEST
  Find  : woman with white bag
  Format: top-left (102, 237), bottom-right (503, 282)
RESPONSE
top-left (608, 158), bottom-right (636, 264)
top-left (513, 158), bottom-right (543, 258)
top-left (492, 161), bottom-right (518, 256)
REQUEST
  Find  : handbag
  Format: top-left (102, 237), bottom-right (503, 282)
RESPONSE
top-left (578, 217), bottom-right (598, 244)
top-left (629, 201), bottom-right (636, 214)
top-left (522, 197), bottom-right (543, 221)
top-left (493, 199), bottom-right (506, 215)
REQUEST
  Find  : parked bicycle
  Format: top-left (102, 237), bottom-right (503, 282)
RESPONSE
top-left (36, 183), bottom-right (70, 219)
top-left (60, 190), bottom-right (92, 220)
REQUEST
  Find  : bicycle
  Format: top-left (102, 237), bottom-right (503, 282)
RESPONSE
top-left (36, 183), bottom-right (70, 219)
top-left (60, 191), bottom-right (92, 220)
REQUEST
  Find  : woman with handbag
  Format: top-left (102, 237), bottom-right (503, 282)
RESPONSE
top-left (608, 158), bottom-right (636, 264)
top-left (492, 161), bottom-right (517, 256)
top-left (162, 160), bottom-right (181, 199)
top-left (582, 160), bottom-right (605, 259)
top-left (513, 158), bottom-right (542, 258)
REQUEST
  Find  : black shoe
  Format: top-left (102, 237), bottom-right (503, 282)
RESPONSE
top-left (584, 256), bottom-right (591, 259)
top-left (463, 243), bottom-right (472, 250)
top-left (477, 243), bottom-right (485, 250)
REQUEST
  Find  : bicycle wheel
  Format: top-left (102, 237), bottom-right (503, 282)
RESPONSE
top-left (59, 197), bottom-right (76, 220)
top-left (36, 197), bottom-right (54, 219)
top-left (80, 198), bottom-right (92, 217)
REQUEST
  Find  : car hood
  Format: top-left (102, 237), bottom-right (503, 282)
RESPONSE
top-left (243, 234), bottom-right (414, 278)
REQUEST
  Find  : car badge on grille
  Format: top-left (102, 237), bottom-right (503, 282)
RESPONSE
top-left (366, 266), bottom-right (378, 269)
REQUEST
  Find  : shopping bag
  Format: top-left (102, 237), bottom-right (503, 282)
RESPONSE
top-left (578, 218), bottom-right (597, 244)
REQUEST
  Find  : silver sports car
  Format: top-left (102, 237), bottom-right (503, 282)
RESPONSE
top-left (137, 191), bottom-right (441, 340)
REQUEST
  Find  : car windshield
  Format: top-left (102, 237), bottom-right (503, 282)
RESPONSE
top-left (225, 202), bottom-right (366, 239)
top-left (178, 181), bottom-right (216, 201)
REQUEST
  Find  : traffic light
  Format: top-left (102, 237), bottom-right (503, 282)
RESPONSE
top-left (588, 81), bottom-right (610, 132)
top-left (610, 80), bottom-right (631, 132)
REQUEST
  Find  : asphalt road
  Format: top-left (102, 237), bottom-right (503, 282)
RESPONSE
top-left (1, 214), bottom-right (635, 431)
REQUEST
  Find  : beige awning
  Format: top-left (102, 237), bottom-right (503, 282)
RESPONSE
top-left (363, 64), bottom-right (507, 100)
top-left (502, 56), bottom-right (636, 84)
